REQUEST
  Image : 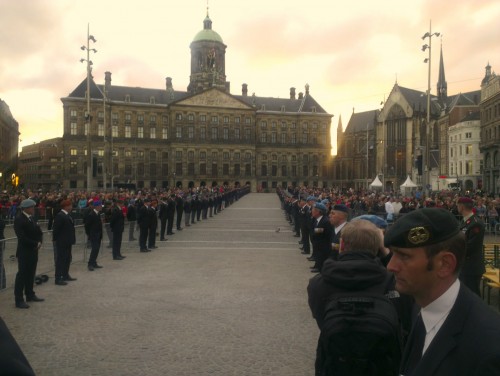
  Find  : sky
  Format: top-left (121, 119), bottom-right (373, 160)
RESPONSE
top-left (1, 0), bottom-right (499, 155)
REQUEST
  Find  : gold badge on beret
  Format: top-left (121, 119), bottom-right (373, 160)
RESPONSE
top-left (408, 226), bottom-right (430, 245)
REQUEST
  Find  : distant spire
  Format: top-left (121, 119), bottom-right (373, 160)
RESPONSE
top-left (437, 38), bottom-right (447, 101)
top-left (203, 0), bottom-right (212, 30)
top-left (337, 115), bottom-right (343, 133)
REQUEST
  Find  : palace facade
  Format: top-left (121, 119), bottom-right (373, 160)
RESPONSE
top-left (57, 13), bottom-right (333, 192)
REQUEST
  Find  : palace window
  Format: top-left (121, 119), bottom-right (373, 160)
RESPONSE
top-left (150, 128), bottom-right (156, 139)
top-left (125, 126), bottom-right (131, 138)
top-left (138, 126), bottom-right (144, 138)
top-left (70, 122), bottom-right (77, 135)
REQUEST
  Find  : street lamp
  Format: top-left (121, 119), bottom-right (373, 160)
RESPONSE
top-left (81, 24), bottom-right (97, 191)
top-left (421, 21), bottom-right (440, 193)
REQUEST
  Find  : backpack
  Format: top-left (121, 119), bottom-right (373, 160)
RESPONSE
top-left (317, 275), bottom-right (402, 376)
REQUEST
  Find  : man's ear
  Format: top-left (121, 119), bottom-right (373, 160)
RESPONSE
top-left (436, 251), bottom-right (458, 278)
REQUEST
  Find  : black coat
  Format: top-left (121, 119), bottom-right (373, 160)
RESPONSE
top-left (126, 204), bottom-right (137, 221)
top-left (401, 283), bottom-right (500, 375)
top-left (84, 210), bottom-right (103, 241)
top-left (310, 216), bottom-right (333, 254)
top-left (137, 205), bottom-right (150, 228)
top-left (459, 215), bottom-right (486, 276)
top-left (52, 210), bottom-right (76, 248)
top-left (148, 206), bottom-right (158, 229)
top-left (14, 213), bottom-right (43, 256)
top-left (0, 316), bottom-right (35, 376)
top-left (109, 206), bottom-right (125, 233)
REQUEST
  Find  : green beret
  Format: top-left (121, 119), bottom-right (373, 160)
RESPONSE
top-left (384, 208), bottom-right (459, 248)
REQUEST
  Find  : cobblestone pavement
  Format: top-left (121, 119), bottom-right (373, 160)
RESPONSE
top-left (0, 194), bottom-right (319, 376)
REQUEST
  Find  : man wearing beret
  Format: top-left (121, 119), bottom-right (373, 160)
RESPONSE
top-left (310, 203), bottom-right (333, 273)
top-left (329, 204), bottom-right (349, 260)
top-left (84, 200), bottom-right (104, 271)
top-left (53, 199), bottom-right (76, 285)
top-left (457, 196), bottom-right (485, 296)
top-left (13, 199), bottom-right (44, 308)
top-left (385, 208), bottom-right (500, 375)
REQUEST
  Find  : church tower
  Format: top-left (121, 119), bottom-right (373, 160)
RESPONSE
top-left (436, 42), bottom-right (447, 102)
top-left (188, 9), bottom-right (228, 94)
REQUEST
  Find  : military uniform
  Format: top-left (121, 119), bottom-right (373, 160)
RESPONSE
top-left (459, 209), bottom-right (486, 296)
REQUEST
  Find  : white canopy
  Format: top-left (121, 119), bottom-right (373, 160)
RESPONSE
top-left (369, 176), bottom-right (383, 188)
top-left (400, 175), bottom-right (417, 188)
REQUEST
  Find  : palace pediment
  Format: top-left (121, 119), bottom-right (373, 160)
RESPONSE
top-left (174, 88), bottom-right (252, 109)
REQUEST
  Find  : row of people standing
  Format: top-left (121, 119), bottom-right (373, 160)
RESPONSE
top-left (278, 189), bottom-right (500, 375)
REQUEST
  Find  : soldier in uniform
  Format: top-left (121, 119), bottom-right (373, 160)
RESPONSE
top-left (85, 200), bottom-right (104, 271)
top-left (310, 203), bottom-right (334, 273)
top-left (184, 194), bottom-right (192, 227)
top-left (385, 208), bottom-right (500, 376)
top-left (148, 199), bottom-right (158, 249)
top-left (53, 199), bottom-right (76, 285)
top-left (126, 199), bottom-right (137, 241)
top-left (329, 204), bottom-right (349, 260)
top-left (175, 193), bottom-right (184, 230)
top-left (166, 194), bottom-right (176, 235)
top-left (138, 198), bottom-right (151, 252)
top-left (13, 199), bottom-right (44, 308)
top-left (158, 196), bottom-right (168, 241)
top-left (110, 199), bottom-right (126, 260)
top-left (457, 197), bottom-right (485, 296)
top-left (299, 196), bottom-right (312, 255)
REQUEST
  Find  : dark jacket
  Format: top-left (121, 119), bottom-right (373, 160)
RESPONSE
top-left (148, 206), bottom-right (158, 229)
top-left (84, 210), bottom-right (103, 240)
top-left (126, 204), bottom-right (137, 221)
top-left (0, 316), bottom-right (35, 376)
top-left (310, 216), bottom-right (333, 254)
top-left (459, 215), bottom-right (486, 276)
top-left (52, 210), bottom-right (76, 248)
top-left (14, 213), bottom-right (43, 256)
top-left (137, 205), bottom-right (150, 228)
top-left (109, 206), bottom-right (125, 233)
top-left (308, 251), bottom-right (395, 329)
top-left (401, 283), bottom-right (500, 375)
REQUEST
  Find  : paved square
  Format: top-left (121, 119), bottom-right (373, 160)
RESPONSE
top-left (0, 194), bottom-right (318, 375)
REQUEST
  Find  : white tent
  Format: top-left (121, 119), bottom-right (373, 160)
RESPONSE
top-left (369, 175), bottom-right (383, 188)
top-left (400, 175), bottom-right (417, 196)
top-left (400, 175), bottom-right (417, 188)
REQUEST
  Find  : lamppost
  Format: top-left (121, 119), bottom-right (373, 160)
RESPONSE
top-left (80, 24), bottom-right (97, 191)
top-left (421, 21), bottom-right (440, 193)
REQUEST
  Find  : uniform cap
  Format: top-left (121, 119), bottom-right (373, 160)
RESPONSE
top-left (384, 208), bottom-right (460, 248)
top-left (314, 202), bottom-right (327, 214)
top-left (307, 196), bottom-right (316, 202)
top-left (332, 204), bottom-right (349, 213)
top-left (20, 199), bottom-right (36, 208)
top-left (354, 214), bottom-right (387, 229)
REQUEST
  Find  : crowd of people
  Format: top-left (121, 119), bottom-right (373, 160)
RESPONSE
top-left (1, 185), bottom-right (250, 306)
top-left (278, 186), bottom-right (500, 375)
